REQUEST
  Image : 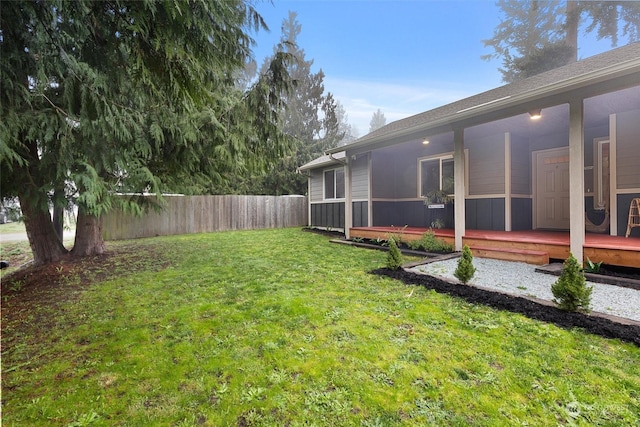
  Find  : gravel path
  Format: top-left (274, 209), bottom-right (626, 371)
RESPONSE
top-left (408, 258), bottom-right (640, 322)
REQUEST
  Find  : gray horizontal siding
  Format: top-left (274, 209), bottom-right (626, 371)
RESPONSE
top-left (372, 139), bottom-right (453, 199)
top-left (351, 155), bottom-right (369, 200)
top-left (467, 135), bottom-right (505, 195)
top-left (310, 170), bottom-right (323, 202)
top-left (511, 136), bottom-right (531, 195)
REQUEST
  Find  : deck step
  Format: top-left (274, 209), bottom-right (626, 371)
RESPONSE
top-left (469, 246), bottom-right (549, 265)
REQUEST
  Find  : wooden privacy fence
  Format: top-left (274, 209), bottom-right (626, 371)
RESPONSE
top-left (102, 195), bottom-right (308, 240)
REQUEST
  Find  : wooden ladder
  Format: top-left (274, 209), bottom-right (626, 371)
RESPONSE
top-left (626, 198), bottom-right (640, 237)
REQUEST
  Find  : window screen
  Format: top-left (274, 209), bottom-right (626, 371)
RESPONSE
top-left (324, 170), bottom-right (335, 199)
top-left (335, 169), bottom-right (345, 199)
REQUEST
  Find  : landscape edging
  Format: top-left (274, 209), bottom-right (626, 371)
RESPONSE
top-left (373, 267), bottom-right (640, 347)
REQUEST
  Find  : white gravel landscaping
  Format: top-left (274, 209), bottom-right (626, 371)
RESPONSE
top-left (408, 257), bottom-right (640, 322)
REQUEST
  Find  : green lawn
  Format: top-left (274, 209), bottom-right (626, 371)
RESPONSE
top-left (0, 221), bottom-right (26, 234)
top-left (2, 228), bottom-right (639, 426)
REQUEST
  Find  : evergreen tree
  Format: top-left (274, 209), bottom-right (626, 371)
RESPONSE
top-left (484, 0), bottom-right (640, 82)
top-left (551, 253), bottom-right (593, 312)
top-left (240, 11), bottom-right (349, 195)
top-left (1, 0), bottom-right (294, 264)
top-left (580, 1), bottom-right (640, 47)
top-left (335, 101), bottom-right (358, 146)
top-left (386, 237), bottom-right (403, 270)
top-left (369, 109), bottom-right (387, 133)
top-left (454, 245), bottom-right (476, 284)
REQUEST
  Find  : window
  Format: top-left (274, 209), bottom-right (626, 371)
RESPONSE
top-left (419, 155), bottom-right (454, 197)
top-left (324, 168), bottom-right (345, 199)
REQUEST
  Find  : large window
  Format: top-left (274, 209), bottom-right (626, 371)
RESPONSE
top-left (419, 155), bottom-right (454, 197)
top-left (324, 168), bottom-right (345, 199)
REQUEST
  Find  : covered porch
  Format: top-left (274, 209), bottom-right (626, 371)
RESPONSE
top-left (350, 226), bottom-right (640, 268)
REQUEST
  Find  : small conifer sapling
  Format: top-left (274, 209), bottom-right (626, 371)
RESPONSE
top-left (386, 237), bottom-right (403, 270)
top-left (551, 253), bottom-right (593, 312)
top-left (454, 245), bottom-right (476, 284)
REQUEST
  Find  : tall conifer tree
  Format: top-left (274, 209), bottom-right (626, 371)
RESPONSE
top-left (1, 0), bottom-right (294, 264)
top-left (483, 0), bottom-right (640, 82)
top-left (246, 11), bottom-right (347, 196)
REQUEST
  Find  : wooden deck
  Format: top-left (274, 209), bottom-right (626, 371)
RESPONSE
top-left (350, 227), bottom-right (640, 268)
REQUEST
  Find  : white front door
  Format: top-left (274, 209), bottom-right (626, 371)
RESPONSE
top-left (535, 147), bottom-right (570, 230)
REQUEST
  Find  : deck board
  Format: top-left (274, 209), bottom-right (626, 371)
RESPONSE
top-left (350, 227), bottom-right (640, 268)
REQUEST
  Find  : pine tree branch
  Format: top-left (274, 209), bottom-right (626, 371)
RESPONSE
top-left (40, 93), bottom-right (69, 118)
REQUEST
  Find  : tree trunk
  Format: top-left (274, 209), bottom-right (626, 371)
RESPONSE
top-left (53, 206), bottom-right (64, 242)
top-left (52, 187), bottom-right (65, 242)
top-left (71, 208), bottom-right (105, 257)
top-left (19, 194), bottom-right (68, 265)
top-left (565, 0), bottom-right (579, 62)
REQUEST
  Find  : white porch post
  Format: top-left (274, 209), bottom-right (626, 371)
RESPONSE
top-left (344, 155), bottom-right (352, 239)
top-left (569, 99), bottom-right (585, 262)
top-left (454, 128), bottom-right (466, 251)
top-left (609, 114), bottom-right (618, 236)
top-left (367, 152), bottom-right (373, 227)
top-left (307, 172), bottom-right (312, 228)
top-left (504, 132), bottom-right (512, 231)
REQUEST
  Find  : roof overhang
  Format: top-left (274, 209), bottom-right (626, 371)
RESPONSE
top-left (329, 55), bottom-right (640, 156)
top-left (298, 151), bottom-right (346, 172)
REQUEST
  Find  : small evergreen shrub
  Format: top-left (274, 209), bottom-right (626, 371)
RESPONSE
top-left (386, 237), bottom-right (403, 270)
top-left (387, 231), bottom-right (404, 247)
top-left (454, 245), bottom-right (476, 284)
top-left (551, 253), bottom-right (593, 312)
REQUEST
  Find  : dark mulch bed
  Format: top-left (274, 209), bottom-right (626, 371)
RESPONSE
top-left (301, 227), bottom-right (345, 239)
top-left (373, 267), bottom-right (640, 347)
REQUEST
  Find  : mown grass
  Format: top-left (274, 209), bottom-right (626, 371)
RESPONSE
top-left (2, 228), bottom-right (639, 426)
top-left (0, 221), bottom-right (26, 234)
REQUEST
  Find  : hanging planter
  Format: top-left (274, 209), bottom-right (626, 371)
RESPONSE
top-left (423, 190), bottom-right (453, 229)
top-left (423, 189), bottom-right (452, 209)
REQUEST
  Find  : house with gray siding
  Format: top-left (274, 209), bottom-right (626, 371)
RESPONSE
top-left (299, 43), bottom-right (640, 266)
top-left (299, 152), bottom-right (348, 231)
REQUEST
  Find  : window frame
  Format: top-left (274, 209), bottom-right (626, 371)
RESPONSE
top-left (323, 167), bottom-right (345, 200)
top-left (418, 153), bottom-right (455, 198)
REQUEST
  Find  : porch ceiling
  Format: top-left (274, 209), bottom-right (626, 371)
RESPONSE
top-left (333, 42), bottom-right (640, 155)
top-left (370, 84), bottom-right (640, 148)
top-left (465, 85), bottom-right (640, 141)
